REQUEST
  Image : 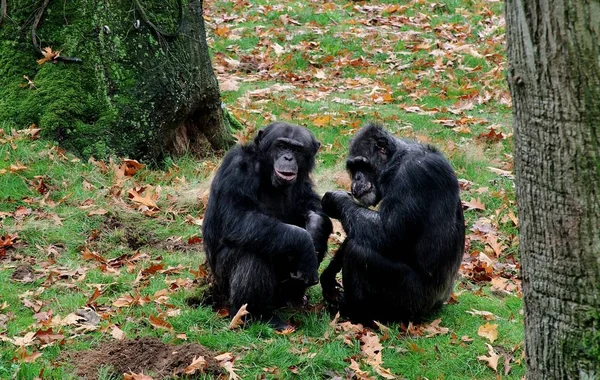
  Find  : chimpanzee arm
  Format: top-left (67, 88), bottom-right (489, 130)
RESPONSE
top-left (301, 184), bottom-right (333, 262)
top-left (322, 191), bottom-right (386, 247)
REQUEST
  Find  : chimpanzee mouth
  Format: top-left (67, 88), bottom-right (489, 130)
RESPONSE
top-left (275, 170), bottom-right (297, 181)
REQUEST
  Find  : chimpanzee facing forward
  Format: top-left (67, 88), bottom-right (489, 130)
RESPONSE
top-left (320, 123), bottom-right (465, 323)
top-left (203, 122), bottom-right (332, 328)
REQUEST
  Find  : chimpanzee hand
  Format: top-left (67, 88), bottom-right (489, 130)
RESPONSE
top-left (290, 252), bottom-right (319, 286)
top-left (321, 191), bottom-right (353, 220)
top-left (305, 211), bottom-right (331, 258)
top-left (289, 229), bottom-right (319, 286)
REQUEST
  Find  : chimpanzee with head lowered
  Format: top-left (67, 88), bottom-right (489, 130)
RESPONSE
top-left (320, 123), bottom-right (465, 324)
top-left (202, 122), bottom-right (332, 329)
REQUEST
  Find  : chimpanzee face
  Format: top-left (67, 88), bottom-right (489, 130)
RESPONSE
top-left (346, 156), bottom-right (380, 207)
top-left (269, 137), bottom-right (306, 187)
top-left (254, 122), bottom-right (320, 189)
top-left (346, 124), bottom-right (393, 206)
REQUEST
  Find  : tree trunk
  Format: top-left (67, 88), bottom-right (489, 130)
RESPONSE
top-left (0, 0), bottom-right (232, 161)
top-left (506, 1), bottom-right (600, 378)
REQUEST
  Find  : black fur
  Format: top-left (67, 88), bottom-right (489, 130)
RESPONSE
top-left (203, 122), bottom-right (332, 326)
top-left (320, 123), bottom-right (465, 323)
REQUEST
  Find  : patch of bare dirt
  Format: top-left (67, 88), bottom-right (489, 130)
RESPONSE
top-left (98, 215), bottom-right (158, 250)
top-left (66, 337), bottom-right (222, 378)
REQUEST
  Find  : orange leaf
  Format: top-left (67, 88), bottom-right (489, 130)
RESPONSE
top-left (127, 186), bottom-right (159, 209)
top-left (122, 159), bottom-right (144, 176)
top-left (184, 356), bottom-right (207, 375)
top-left (110, 325), bottom-right (125, 340)
top-left (37, 47), bottom-right (60, 65)
top-left (477, 343), bottom-right (500, 372)
top-left (477, 322), bottom-right (498, 343)
top-left (312, 115), bottom-right (332, 127)
top-left (462, 198), bottom-right (486, 211)
top-left (274, 326), bottom-right (296, 335)
top-left (149, 314), bottom-right (173, 330)
top-left (123, 372), bottom-right (154, 380)
top-left (228, 304), bottom-right (249, 329)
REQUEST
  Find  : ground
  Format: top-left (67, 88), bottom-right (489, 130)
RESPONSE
top-left (0, 0), bottom-right (522, 379)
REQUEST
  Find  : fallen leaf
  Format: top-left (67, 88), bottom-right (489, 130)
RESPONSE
top-left (220, 78), bottom-right (240, 92)
top-left (228, 304), bottom-right (249, 329)
top-left (37, 47), bottom-right (60, 65)
top-left (123, 372), bottom-right (153, 380)
top-left (349, 359), bottom-right (375, 380)
top-left (462, 198), bottom-right (486, 211)
top-left (34, 328), bottom-right (64, 345)
top-left (184, 355), bottom-right (207, 375)
top-left (14, 347), bottom-right (42, 363)
top-left (422, 318), bottom-right (450, 337)
top-left (466, 309), bottom-right (496, 320)
top-left (128, 186), bottom-right (159, 209)
top-left (87, 208), bottom-right (108, 216)
top-left (110, 325), bottom-right (125, 340)
top-left (216, 353), bottom-right (240, 380)
top-left (148, 314), bottom-right (173, 330)
top-left (274, 326), bottom-right (296, 335)
top-left (477, 323), bottom-right (498, 343)
top-left (477, 343), bottom-right (500, 372)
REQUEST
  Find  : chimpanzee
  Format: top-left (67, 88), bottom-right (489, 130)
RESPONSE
top-left (202, 122), bottom-right (332, 329)
top-left (320, 123), bottom-right (465, 323)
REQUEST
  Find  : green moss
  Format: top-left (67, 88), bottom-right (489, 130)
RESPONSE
top-left (0, 0), bottom-right (226, 161)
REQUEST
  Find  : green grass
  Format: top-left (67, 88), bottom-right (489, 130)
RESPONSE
top-left (0, 0), bottom-right (522, 378)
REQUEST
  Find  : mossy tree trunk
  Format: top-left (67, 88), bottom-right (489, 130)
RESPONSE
top-left (506, 0), bottom-right (600, 378)
top-left (0, 0), bottom-right (232, 161)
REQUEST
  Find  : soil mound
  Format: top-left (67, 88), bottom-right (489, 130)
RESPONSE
top-left (67, 337), bottom-right (221, 378)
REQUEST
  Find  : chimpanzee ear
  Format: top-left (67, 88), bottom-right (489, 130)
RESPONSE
top-left (313, 140), bottom-right (321, 154)
top-left (253, 129), bottom-right (265, 146)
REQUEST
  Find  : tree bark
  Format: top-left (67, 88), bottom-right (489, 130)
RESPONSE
top-left (506, 0), bottom-right (600, 378)
top-left (0, 0), bottom-right (232, 161)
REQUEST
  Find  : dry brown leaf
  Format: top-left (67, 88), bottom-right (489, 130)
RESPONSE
top-left (312, 114), bottom-right (332, 127)
top-left (184, 355), bottom-right (207, 375)
top-left (123, 372), bottom-right (153, 380)
top-left (14, 347), bottom-right (42, 363)
top-left (220, 78), bottom-right (240, 92)
top-left (128, 186), bottom-right (159, 209)
top-left (466, 309), bottom-right (496, 320)
top-left (111, 325), bottom-right (125, 340)
top-left (477, 322), bottom-right (498, 343)
top-left (228, 304), bottom-right (249, 329)
top-left (122, 159), bottom-right (144, 176)
top-left (477, 343), bottom-right (500, 372)
top-left (87, 208), bottom-right (108, 216)
top-left (360, 331), bottom-right (395, 379)
top-left (349, 359), bottom-right (375, 380)
top-left (149, 314), bottom-right (173, 330)
top-left (462, 198), bottom-right (486, 211)
top-left (274, 326), bottom-right (296, 335)
top-left (216, 353), bottom-right (240, 380)
top-left (422, 318), bottom-right (450, 337)
top-left (34, 328), bottom-right (64, 345)
top-left (37, 47), bottom-right (60, 65)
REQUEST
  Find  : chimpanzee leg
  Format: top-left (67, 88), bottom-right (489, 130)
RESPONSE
top-left (229, 253), bottom-right (277, 321)
top-left (320, 240), bottom-right (347, 303)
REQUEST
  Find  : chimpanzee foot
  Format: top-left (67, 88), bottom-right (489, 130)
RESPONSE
top-left (263, 314), bottom-right (292, 331)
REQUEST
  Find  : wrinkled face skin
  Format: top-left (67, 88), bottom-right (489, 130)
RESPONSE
top-left (255, 122), bottom-right (320, 189)
top-left (270, 137), bottom-right (304, 187)
top-left (346, 126), bottom-right (392, 207)
top-left (347, 157), bottom-right (380, 207)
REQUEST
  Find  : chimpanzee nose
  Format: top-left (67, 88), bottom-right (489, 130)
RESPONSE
top-left (283, 154), bottom-right (293, 161)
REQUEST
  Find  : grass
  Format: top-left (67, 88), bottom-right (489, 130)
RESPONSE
top-left (0, 0), bottom-right (523, 378)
